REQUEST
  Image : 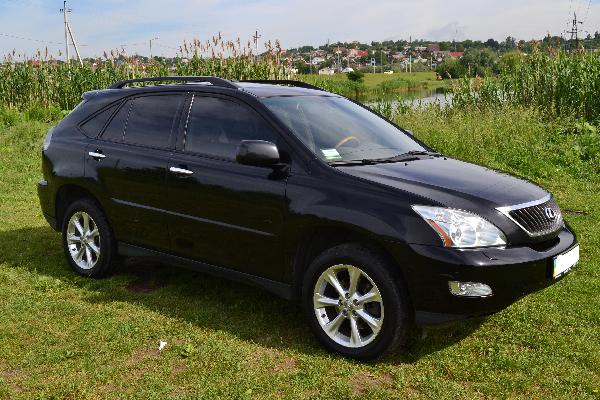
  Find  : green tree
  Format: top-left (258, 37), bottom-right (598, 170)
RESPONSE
top-left (498, 50), bottom-right (523, 74)
top-left (347, 70), bottom-right (364, 83)
top-left (460, 48), bottom-right (499, 77)
top-left (435, 57), bottom-right (466, 79)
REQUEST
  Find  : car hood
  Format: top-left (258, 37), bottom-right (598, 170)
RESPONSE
top-left (337, 157), bottom-right (548, 208)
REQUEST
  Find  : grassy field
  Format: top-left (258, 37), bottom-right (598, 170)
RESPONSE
top-left (0, 107), bottom-right (599, 399)
top-left (303, 72), bottom-right (447, 90)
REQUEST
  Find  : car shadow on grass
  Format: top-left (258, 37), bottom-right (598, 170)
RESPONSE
top-left (0, 226), bottom-right (484, 364)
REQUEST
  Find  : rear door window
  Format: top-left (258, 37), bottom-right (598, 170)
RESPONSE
top-left (124, 95), bottom-right (184, 149)
top-left (100, 94), bottom-right (184, 148)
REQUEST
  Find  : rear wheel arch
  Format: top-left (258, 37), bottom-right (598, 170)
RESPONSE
top-left (55, 185), bottom-right (106, 231)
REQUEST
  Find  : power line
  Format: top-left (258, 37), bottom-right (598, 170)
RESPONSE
top-left (583, 0), bottom-right (592, 29)
top-left (0, 32), bottom-right (82, 46)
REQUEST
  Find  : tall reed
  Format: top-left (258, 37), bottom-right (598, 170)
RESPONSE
top-left (451, 48), bottom-right (600, 122)
top-left (0, 36), bottom-right (291, 110)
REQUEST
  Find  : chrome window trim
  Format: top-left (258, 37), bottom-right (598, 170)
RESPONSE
top-left (496, 194), bottom-right (562, 237)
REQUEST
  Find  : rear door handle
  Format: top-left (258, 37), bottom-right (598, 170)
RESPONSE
top-left (169, 167), bottom-right (194, 175)
top-left (88, 151), bottom-right (106, 160)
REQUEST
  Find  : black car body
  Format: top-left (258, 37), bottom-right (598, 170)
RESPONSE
top-left (38, 77), bottom-right (579, 360)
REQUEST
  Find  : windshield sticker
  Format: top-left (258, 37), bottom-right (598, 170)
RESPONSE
top-left (321, 148), bottom-right (342, 161)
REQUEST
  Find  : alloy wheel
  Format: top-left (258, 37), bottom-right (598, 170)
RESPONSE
top-left (313, 264), bottom-right (384, 348)
top-left (66, 211), bottom-right (101, 270)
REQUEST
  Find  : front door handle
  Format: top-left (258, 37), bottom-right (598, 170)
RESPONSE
top-left (169, 167), bottom-right (194, 175)
top-left (88, 151), bottom-right (106, 160)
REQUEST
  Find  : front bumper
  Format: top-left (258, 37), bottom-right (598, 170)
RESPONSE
top-left (398, 227), bottom-right (578, 325)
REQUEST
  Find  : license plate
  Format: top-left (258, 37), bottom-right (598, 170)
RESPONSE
top-left (553, 245), bottom-right (579, 279)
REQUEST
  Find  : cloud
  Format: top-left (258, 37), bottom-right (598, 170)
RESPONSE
top-left (0, 0), bottom-right (599, 58)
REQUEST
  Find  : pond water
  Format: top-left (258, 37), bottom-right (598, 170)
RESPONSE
top-left (361, 86), bottom-right (453, 107)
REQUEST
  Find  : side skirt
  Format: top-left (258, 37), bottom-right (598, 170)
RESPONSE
top-left (118, 243), bottom-right (294, 301)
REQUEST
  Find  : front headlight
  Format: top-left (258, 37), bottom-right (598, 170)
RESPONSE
top-left (412, 205), bottom-right (507, 248)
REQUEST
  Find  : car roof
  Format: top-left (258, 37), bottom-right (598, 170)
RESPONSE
top-left (235, 82), bottom-right (335, 97)
top-left (84, 79), bottom-right (337, 103)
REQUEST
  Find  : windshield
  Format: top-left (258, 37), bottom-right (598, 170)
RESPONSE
top-left (261, 95), bottom-right (424, 162)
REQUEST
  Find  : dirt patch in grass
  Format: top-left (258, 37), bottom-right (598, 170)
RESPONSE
top-left (1, 366), bottom-right (29, 394)
top-left (126, 347), bottom-right (160, 366)
top-left (564, 209), bottom-right (590, 216)
top-left (123, 259), bottom-right (169, 294)
top-left (274, 357), bottom-right (298, 374)
top-left (350, 371), bottom-right (394, 396)
top-left (246, 347), bottom-right (280, 369)
top-left (245, 346), bottom-right (300, 374)
top-left (171, 363), bottom-right (188, 376)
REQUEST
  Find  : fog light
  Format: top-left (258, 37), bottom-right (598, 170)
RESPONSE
top-left (448, 281), bottom-right (493, 298)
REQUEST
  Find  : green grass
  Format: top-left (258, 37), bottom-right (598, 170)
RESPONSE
top-left (304, 72), bottom-right (446, 90)
top-left (0, 107), bottom-right (599, 399)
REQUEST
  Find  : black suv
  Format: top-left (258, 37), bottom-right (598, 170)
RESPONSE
top-left (38, 77), bottom-right (579, 360)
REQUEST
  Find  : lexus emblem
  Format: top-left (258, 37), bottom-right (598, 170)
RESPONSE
top-left (544, 207), bottom-right (556, 220)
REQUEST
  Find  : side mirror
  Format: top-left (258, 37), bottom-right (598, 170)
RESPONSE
top-left (236, 140), bottom-right (281, 167)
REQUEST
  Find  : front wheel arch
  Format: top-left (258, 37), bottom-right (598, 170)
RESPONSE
top-left (301, 242), bottom-right (413, 360)
top-left (290, 227), bottom-right (411, 302)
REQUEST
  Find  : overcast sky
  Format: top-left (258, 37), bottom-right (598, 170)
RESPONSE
top-left (1, 0), bottom-right (599, 58)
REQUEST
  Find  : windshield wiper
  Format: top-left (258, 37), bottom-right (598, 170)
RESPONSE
top-left (364, 150), bottom-right (443, 165)
top-left (328, 150), bottom-right (442, 167)
top-left (406, 150), bottom-right (442, 157)
top-left (328, 159), bottom-right (376, 166)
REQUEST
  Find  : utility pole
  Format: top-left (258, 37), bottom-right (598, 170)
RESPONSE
top-left (60, 1), bottom-right (83, 66)
top-left (567, 12), bottom-right (583, 51)
top-left (149, 36), bottom-right (159, 60)
top-left (61, 1), bottom-right (70, 63)
top-left (252, 30), bottom-right (262, 57)
top-left (409, 35), bottom-right (412, 74)
top-left (67, 23), bottom-right (83, 66)
top-left (454, 28), bottom-right (458, 51)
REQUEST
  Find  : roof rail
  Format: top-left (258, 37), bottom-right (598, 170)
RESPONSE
top-left (238, 80), bottom-right (324, 91)
top-left (108, 76), bottom-right (239, 90)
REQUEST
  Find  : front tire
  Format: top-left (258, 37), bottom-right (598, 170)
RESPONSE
top-left (302, 244), bottom-right (411, 361)
top-left (62, 198), bottom-right (117, 278)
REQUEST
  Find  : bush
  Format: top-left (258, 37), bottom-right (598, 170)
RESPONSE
top-left (346, 70), bottom-right (364, 83)
top-left (0, 106), bottom-right (21, 127)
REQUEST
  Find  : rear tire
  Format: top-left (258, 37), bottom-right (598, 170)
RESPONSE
top-left (61, 198), bottom-right (117, 278)
top-left (302, 243), bottom-right (411, 361)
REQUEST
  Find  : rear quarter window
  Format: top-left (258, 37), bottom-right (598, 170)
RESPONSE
top-left (80, 103), bottom-right (119, 137)
top-left (101, 101), bottom-right (131, 142)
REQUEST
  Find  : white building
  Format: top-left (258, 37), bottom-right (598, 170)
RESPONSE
top-left (318, 67), bottom-right (335, 75)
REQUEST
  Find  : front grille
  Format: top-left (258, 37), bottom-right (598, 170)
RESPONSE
top-left (499, 196), bottom-right (563, 237)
